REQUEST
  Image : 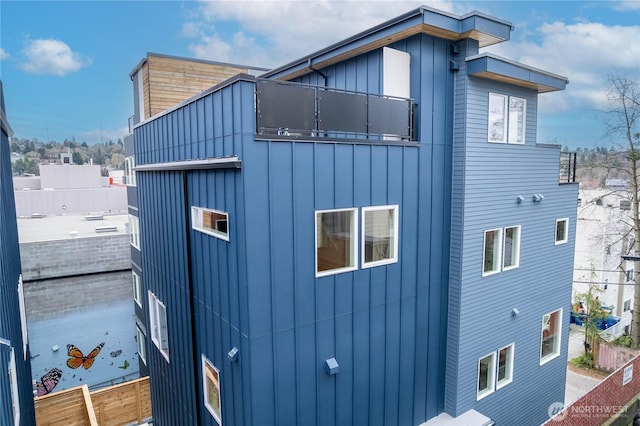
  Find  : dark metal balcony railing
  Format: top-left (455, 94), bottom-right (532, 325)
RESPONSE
top-left (255, 79), bottom-right (415, 142)
top-left (559, 151), bottom-right (577, 184)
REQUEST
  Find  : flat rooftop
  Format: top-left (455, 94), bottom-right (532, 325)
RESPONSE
top-left (17, 213), bottom-right (130, 243)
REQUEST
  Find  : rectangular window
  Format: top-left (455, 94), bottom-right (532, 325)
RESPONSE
top-left (124, 156), bottom-right (137, 186)
top-left (488, 93), bottom-right (526, 144)
top-left (148, 291), bottom-right (169, 362)
top-left (129, 214), bottom-right (140, 250)
top-left (488, 93), bottom-right (507, 143)
top-left (9, 347), bottom-right (20, 425)
top-left (624, 299), bottom-right (631, 312)
top-left (202, 355), bottom-right (222, 425)
top-left (496, 344), bottom-right (514, 389)
top-left (132, 271), bottom-right (142, 308)
top-left (502, 226), bottom-right (520, 270)
top-left (136, 326), bottom-right (147, 365)
top-left (17, 275), bottom-right (28, 360)
top-left (316, 208), bottom-right (358, 276)
top-left (477, 352), bottom-right (496, 400)
top-left (540, 309), bottom-right (562, 364)
top-left (362, 205), bottom-right (399, 268)
top-left (192, 207), bottom-right (229, 241)
top-left (555, 218), bottom-right (569, 245)
top-left (483, 228), bottom-right (502, 276)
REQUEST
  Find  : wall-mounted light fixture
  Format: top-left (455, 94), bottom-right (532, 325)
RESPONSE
top-left (325, 358), bottom-right (339, 375)
top-left (533, 194), bottom-right (544, 202)
top-left (511, 308), bottom-right (519, 317)
top-left (227, 347), bottom-right (239, 362)
top-left (516, 195), bottom-right (524, 204)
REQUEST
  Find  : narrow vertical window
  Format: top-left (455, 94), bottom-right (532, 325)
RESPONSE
top-left (316, 208), bottom-right (358, 276)
top-left (129, 214), bottom-right (140, 250)
top-left (132, 271), bottom-right (142, 308)
top-left (136, 325), bottom-right (147, 365)
top-left (540, 309), bottom-right (562, 364)
top-left (555, 218), bottom-right (568, 245)
top-left (9, 347), bottom-right (20, 425)
top-left (362, 205), bottom-right (399, 268)
top-left (148, 291), bottom-right (169, 362)
top-left (502, 226), bottom-right (520, 270)
top-left (508, 97), bottom-right (526, 144)
top-left (17, 275), bottom-right (28, 360)
top-left (477, 352), bottom-right (496, 400)
top-left (496, 344), bottom-right (514, 389)
top-left (202, 355), bottom-right (222, 425)
top-left (488, 93), bottom-right (507, 143)
top-left (483, 228), bottom-right (502, 276)
top-left (124, 156), bottom-right (137, 186)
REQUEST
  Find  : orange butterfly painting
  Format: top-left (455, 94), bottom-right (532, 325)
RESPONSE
top-left (66, 342), bottom-right (105, 370)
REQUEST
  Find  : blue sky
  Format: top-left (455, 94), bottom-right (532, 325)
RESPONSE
top-left (1, 1), bottom-right (639, 148)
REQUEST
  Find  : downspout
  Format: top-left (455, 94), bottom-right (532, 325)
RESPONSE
top-left (307, 58), bottom-right (327, 87)
top-left (182, 171), bottom-right (202, 426)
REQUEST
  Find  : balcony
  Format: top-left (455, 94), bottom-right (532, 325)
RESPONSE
top-left (559, 151), bottom-right (577, 184)
top-left (255, 79), bottom-right (415, 143)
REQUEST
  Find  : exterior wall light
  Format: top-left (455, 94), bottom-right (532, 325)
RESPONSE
top-left (533, 194), bottom-right (544, 202)
top-left (325, 358), bottom-right (339, 375)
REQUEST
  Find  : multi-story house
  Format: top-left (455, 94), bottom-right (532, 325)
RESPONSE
top-left (127, 6), bottom-right (578, 425)
top-left (0, 80), bottom-right (35, 425)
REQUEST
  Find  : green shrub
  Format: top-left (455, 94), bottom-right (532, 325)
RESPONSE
top-left (571, 352), bottom-right (594, 369)
top-left (611, 334), bottom-right (636, 348)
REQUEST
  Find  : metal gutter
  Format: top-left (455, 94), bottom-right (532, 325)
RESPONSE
top-left (134, 156), bottom-right (242, 172)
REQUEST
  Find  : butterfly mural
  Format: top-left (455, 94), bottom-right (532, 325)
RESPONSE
top-left (66, 342), bottom-right (105, 370)
top-left (36, 368), bottom-right (63, 396)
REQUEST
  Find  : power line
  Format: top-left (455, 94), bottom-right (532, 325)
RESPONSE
top-left (572, 280), bottom-right (640, 286)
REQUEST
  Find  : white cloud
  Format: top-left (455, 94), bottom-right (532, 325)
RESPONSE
top-left (19, 38), bottom-right (90, 76)
top-left (484, 21), bottom-right (640, 113)
top-left (183, 0), bottom-right (458, 68)
top-left (76, 127), bottom-right (129, 145)
top-left (0, 48), bottom-right (9, 60)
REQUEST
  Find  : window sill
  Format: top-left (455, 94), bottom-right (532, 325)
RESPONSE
top-left (316, 266), bottom-right (357, 278)
top-left (362, 258), bottom-right (398, 269)
top-left (476, 388), bottom-right (494, 401)
top-left (539, 353), bottom-right (560, 366)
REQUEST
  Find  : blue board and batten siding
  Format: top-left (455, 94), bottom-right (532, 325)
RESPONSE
top-left (135, 32), bottom-right (455, 425)
top-left (446, 66), bottom-right (577, 424)
top-left (0, 81), bottom-right (36, 425)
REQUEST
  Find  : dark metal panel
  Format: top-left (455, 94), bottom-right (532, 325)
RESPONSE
top-left (257, 80), bottom-right (316, 132)
top-left (318, 91), bottom-right (367, 133)
top-left (368, 96), bottom-right (412, 137)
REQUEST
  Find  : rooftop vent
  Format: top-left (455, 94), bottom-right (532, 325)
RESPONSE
top-left (85, 214), bottom-right (104, 221)
top-left (30, 213), bottom-right (43, 218)
top-left (95, 225), bottom-right (117, 233)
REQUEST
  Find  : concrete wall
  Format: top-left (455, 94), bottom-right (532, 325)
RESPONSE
top-left (14, 187), bottom-right (127, 216)
top-left (13, 176), bottom-right (41, 190)
top-left (39, 164), bottom-right (101, 189)
top-left (24, 270), bottom-right (132, 321)
top-left (20, 234), bottom-right (130, 281)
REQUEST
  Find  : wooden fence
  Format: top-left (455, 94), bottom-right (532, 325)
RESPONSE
top-left (34, 377), bottom-right (152, 425)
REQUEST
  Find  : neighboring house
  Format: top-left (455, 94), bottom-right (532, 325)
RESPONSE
top-left (573, 188), bottom-right (633, 337)
top-left (0, 80), bottom-right (36, 425)
top-left (127, 6), bottom-right (577, 426)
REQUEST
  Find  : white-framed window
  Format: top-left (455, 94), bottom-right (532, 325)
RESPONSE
top-left (148, 291), bottom-right (169, 362)
top-left (555, 218), bottom-right (569, 245)
top-left (124, 156), bottom-right (137, 186)
top-left (477, 352), bottom-right (496, 400)
top-left (9, 347), bottom-right (20, 425)
top-left (624, 299), bottom-right (631, 312)
top-left (136, 325), bottom-right (147, 365)
top-left (502, 226), bottom-right (520, 270)
top-left (362, 205), bottom-right (399, 268)
top-left (316, 208), bottom-right (358, 277)
top-left (488, 93), bottom-right (526, 144)
top-left (202, 355), bottom-right (222, 425)
top-left (483, 228), bottom-right (502, 276)
top-left (129, 214), bottom-right (140, 250)
top-left (17, 275), bottom-right (28, 360)
top-left (496, 343), bottom-right (514, 389)
top-left (540, 309), bottom-right (562, 364)
top-left (132, 271), bottom-right (142, 308)
top-left (192, 207), bottom-right (229, 241)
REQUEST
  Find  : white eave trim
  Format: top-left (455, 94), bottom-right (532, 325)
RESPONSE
top-left (134, 156), bottom-right (241, 172)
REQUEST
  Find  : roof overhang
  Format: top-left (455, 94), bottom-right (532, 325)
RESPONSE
top-left (466, 53), bottom-right (569, 93)
top-left (0, 80), bottom-right (13, 137)
top-left (262, 6), bottom-right (513, 81)
top-left (134, 156), bottom-right (241, 172)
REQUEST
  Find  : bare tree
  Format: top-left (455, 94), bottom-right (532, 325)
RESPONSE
top-left (604, 75), bottom-right (640, 343)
